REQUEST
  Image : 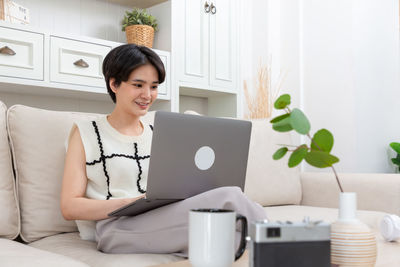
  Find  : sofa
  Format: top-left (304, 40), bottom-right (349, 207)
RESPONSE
top-left (0, 101), bottom-right (399, 267)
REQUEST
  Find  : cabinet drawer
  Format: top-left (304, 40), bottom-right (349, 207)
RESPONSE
top-left (157, 53), bottom-right (168, 95)
top-left (50, 36), bottom-right (111, 88)
top-left (0, 27), bottom-right (44, 80)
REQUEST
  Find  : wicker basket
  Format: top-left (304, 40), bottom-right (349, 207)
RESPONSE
top-left (125, 25), bottom-right (154, 48)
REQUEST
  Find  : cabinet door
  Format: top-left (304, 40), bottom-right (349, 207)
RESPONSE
top-left (209, 0), bottom-right (237, 91)
top-left (176, 0), bottom-right (209, 86)
top-left (0, 27), bottom-right (44, 80)
top-left (156, 51), bottom-right (169, 97)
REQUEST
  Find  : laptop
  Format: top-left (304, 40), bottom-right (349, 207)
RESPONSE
top-left (108, 111), bottom-right (252, 217)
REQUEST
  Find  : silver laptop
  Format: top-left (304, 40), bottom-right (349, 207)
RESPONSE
top-left (108, 111), bottom-right (252, 217)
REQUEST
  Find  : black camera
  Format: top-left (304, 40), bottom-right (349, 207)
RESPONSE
top-left (248, 218), bottom-right (331, 267)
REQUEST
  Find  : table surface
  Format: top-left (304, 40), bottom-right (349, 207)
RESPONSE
top-left (150, 251), bottom-right (249, 267)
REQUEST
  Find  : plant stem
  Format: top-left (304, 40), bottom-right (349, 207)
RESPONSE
top-left (306, 133), bottom-right (344, 193)
top-left (330, 165), bottom-right (344, 193)
top-left (277, 144), bottom-right (299, 148)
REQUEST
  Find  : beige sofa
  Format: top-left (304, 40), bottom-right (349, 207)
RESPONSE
top-left (0, 102), bottom-right (399, 267)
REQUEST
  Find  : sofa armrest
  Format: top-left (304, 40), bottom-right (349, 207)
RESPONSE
top-left (300, 172), bottom-right (400, 215)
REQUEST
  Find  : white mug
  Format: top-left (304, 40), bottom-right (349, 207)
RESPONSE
top-left (189, 209), bottom-right (247, 267)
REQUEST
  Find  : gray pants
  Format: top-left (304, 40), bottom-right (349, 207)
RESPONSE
top-left (95, 187), bottom-right (267, 255)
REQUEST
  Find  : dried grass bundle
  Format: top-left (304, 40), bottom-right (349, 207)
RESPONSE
top-left (244, 65), bottom-right (284, 119)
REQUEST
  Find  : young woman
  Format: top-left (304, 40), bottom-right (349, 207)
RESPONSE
top-left (61, 44), bottom-right (267, 254)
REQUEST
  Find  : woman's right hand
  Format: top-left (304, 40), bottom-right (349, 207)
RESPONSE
top-left (124, 194), bottom-right (146, 205)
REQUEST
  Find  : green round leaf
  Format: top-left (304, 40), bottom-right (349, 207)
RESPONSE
top-left (270, 113), bottom-right (290, 124)
top-left (391, 158), bottom-right (400, 166)
top-left (273, 147), bottom-right (288, 160)
top-left (274, 94), bottom-right (291, 110)
top-left (304, 150), bottom-right (339, 168)
top-left (288, 145), bottom-right (308, 167)
top-left (390, 142), bottom-right (400, 154)
top-left (272, 117), bottom-right (293, 132)
top-left (290, 108), bottom-right (311, 135)
top-left (311, 129), bottom-right (334, 153)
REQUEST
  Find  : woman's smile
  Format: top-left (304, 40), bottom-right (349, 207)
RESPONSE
top-left (135, 101), bottom-right (150, 109)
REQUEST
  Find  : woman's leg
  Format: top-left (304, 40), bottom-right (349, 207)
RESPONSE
top-left (96, 186), bottom-right (267, 254)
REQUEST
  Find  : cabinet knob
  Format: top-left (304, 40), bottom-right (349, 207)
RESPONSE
top-left (73, 59), bottom-right (89, 68)
top-left (210, 3), bottom-right (216, 14)
top-left (204, 1), bottom-right (210, 13)
top-left (0, 46), bottom-right (16, 55)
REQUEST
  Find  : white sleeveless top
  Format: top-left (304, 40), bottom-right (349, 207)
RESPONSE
top-left (73, 115), bottom-right (153, 241)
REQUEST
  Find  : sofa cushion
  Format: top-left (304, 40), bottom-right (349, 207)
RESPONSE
top-left (0, 238), bottom-right (89, 267)
top-left (244, 119), bottom-right (301, 206)
top-left (7, 104), bottom-right (157, 242)
top-left (7, 105), bottom-right (100, 242)
top-left (29, 232), bottom-right (182, 267)
top-left (0, 101), bottom-right (19, 239)
top-left (265, 205), bottom-right (400, 267)
top-left (300, 172), bottom-right (400, 215)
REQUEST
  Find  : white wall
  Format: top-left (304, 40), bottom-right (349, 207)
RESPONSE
top-left (351, 0), bottom-right (400, 173)
top-left (301, 0), bottom-right (359, 173)
top-left (240, 0), bottom-right (301, 117)
top-left (249, 0), bottom-right (400, 173)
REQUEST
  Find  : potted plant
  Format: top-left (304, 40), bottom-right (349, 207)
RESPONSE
top-left (270, 93), bottom-right (377, 266)
top-left (122, 8), bottom-right (158, 48)
top-left (389, 142), bottom-right (400, 173)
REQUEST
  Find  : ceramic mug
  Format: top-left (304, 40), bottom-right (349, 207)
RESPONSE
top-left (188, 209), bottom-right (247, 267)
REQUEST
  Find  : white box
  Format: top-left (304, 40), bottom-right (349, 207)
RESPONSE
top-left (1, 0), bottom-right (30, 25)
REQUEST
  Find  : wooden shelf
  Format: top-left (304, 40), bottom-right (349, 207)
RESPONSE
top-left (108, 0), bottom-right (168, 8)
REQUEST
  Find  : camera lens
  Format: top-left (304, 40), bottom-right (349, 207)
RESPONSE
top-left (267, 227), bottom-right (281, 238)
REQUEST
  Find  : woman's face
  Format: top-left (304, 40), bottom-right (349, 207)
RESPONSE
top-left (111, 64), bottom-right (159, 117)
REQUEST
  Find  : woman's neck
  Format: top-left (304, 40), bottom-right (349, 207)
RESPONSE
top-left (107, 109), bottom-right (143, 136)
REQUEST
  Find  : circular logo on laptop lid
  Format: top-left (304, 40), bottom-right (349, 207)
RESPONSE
top-left (194, 146), bottom-right (215, 170)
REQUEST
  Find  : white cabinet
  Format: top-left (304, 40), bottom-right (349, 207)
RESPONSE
top-left (0, 20), bottom-right (171, 101)
top-left (154, 49), bottom-right (170, 96)
top-left (176, 0), bottom-right (237, 92)
top-left (208, 0), bottom-right (237, 89)
top-left (0, 26), bottom-right (44, 81)
top-left (176, 0), bottom-right (209, 86)
top-left (50, 36), bottom-right (112, 89)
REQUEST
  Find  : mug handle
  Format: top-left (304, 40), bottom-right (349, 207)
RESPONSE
top-left (235, 214), bottom-right (248, 261)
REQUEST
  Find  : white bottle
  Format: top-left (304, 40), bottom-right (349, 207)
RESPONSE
top-left (380, 214), bottom-right (400, 242)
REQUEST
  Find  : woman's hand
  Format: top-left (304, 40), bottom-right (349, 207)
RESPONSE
top-left (132, 194), bottom-right (146, 202)
top-left (121, 194), bottom-right (146, 206)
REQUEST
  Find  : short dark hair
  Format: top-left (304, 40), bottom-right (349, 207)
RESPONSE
top-left (102, 44), bottom-right (166, 103)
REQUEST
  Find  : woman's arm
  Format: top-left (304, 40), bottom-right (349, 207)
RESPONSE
top-left (60, 125), bottom-right (144, 221)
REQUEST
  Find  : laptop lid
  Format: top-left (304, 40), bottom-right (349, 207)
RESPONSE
top-left (145, 111), bottom-right (252, 200)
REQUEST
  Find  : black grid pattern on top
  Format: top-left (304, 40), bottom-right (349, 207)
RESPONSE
top-left (86, 121), bottom-right (152, 199)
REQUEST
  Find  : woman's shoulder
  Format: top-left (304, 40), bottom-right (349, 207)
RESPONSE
top-left (73, 115), bottom-right (106, 139)
top-left (74, 115), bottom-right (105, 128)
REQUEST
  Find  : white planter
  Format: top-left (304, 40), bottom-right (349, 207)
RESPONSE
top-left (331, 192), bottom-right (377, 266)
